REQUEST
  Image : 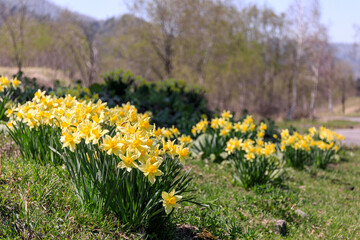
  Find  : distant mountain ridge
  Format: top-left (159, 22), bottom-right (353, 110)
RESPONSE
top-left (332, 43), bottom-right (360, 78)
top-left (0, 0), bottom-right (95, 21)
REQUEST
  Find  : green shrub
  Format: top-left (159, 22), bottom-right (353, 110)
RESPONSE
top-left (90, 70), bottom-right (212, 134)
top-left (11, 71), bottom-right (45, 103)
top-left (49, 80), bottom-right (97, 100)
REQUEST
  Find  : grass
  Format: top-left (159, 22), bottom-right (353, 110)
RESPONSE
top-left (332, 97), bottom-right (360, 116)
top-left (1, 133), bottom-right (360, 239)
top-left (316, 96), bottom-right (360, 117)
top-left (322, 119), bottom-right (360, 128)
top-left (277, 119), bottom-right (360, 133)
top-left (175, 149), bottom-right (360, 239)
top-left (0, 66), bottom-right (72, 88)
top-left (0, 134), bottom-right (142, 239)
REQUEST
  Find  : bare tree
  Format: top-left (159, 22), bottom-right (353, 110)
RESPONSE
top-left (129, 0), bottom-right (197, 79)
top-left (335, 61), bottom-right (353, 114)
top-left (0, 0), bottom-right (28, 72)
top-left (287, 0), bottom-right (307, 120)
top-left (307, 0), bottom-right (330, 119)
top-left (55, 12), bottom-right (99, 86)
top-left (322, 48), bottom-right (336, 114)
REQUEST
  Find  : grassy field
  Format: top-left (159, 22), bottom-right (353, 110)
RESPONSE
top-left (0, 134), bottom-right (139, 239)
top-left (1, 133), bottom-right (359, 239)
top-left (277, 119), bottom-right (360, 133)
top-left (176, 149), bottom-right (360, 239)
top-left (316, 96), bottom-right (360, 117)
top-left (0, 67), bottom-right (72, 88)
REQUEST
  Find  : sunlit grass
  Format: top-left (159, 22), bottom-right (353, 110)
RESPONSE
top-left (0, 134), bottom-right (141, 239)
top-left (175, 147), bottom-right (360, 239)
top-left (277, 119), bottom-right (360, 133)
top-left (316, 96), bottom-right (360, 117)
top-left (0, 66), bottom-right (72, 87)
top-left (1, 134), bottom-right (359, 239)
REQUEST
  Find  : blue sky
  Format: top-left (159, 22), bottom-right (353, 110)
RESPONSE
top-left (51, 0), bottom-right (359, 43)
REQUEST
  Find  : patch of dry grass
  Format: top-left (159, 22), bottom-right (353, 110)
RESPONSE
top-left (0, 66), bottom-right (73, 87)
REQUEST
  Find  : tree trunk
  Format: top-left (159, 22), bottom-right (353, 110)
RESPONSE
top-left (342, 84), bottom-right (346, 114)
top-left (309, 65), bottom-right (319, 119)
top-left (288, 69), bottom-right (299, 120)
top-left (328, 88), bottom-right (333, 113)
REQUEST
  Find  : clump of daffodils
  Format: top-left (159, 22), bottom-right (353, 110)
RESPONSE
top-left (191, 113), bottom-right (261, 139)
top-left (317, 126), bottom-right (344, 144)
top-left (225, 125), bottom-right (279, 188)
top-left (280, 129), bottom-right (312, 152)
top-left (191, 111), bottom-right (272, 162)
top-left (191, 118), bottom-right (209, 136)
top-left (280, 127), bottom-right (344, 169)
top-left (190, 111), bottom-right (281, 187)
top-left (7, 90), bottom-right (191, 215)
top-left (0, 76), bottom-right (21, 93)
top-left (226, 138), bottom-right (276, 161)
top-left (0, 75), bottom-right (21, 120)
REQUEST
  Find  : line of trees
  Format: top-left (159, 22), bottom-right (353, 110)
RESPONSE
top-left (0, 0), bottom-right (356, 118)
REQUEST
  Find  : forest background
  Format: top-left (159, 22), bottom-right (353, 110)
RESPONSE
top-left (0, 0), bottom-right (359, 120)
